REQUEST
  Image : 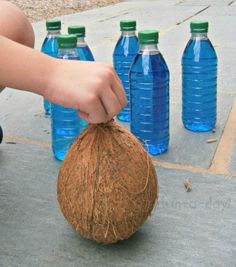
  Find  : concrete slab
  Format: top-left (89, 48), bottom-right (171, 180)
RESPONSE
top-left (0, 143), bottom-right (235, 266)
top-left (1, 0), bottom-right (236, 266)
top-left (0, 89), bottom-right (51, 143)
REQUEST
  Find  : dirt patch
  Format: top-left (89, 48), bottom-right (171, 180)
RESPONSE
top-left (9, 0), bottom-right (122, 22)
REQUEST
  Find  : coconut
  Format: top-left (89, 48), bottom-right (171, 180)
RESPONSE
top-left (57, 120), bottom-right (158, 244)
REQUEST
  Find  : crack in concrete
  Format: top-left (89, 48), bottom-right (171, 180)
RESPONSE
top-left (228, 0), bottom-right (235, 6)
top-left (175, 5), bottom-right (210, 25)
top-left (160, 5), bottom-right (210, 36)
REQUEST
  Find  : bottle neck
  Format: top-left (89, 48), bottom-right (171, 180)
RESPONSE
top-left (58, 47), bottom-right (78, 59)
top-left (76, 37), bottom-right (87, 47)
top-left (191, 32), bottom-right (208, 40)
top-left (139, 43), bottom-right (159, 54)
top-left (47, 30), bottom-right (60, 37)
top-left (121, 31), bottom-right (136, 37)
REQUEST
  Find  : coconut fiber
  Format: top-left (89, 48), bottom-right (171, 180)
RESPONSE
top-left (57, 120), bottom-right (159, 244)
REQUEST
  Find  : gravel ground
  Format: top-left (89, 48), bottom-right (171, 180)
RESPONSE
top-left (8, 0), bottom-right (122, 22)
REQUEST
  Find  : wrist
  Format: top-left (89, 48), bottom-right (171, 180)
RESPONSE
top-left (35, 55), bottom-right (57, 98)
top-left (42, 57), bottom-right (61, 101)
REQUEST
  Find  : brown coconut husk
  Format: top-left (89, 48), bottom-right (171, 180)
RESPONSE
top-left (57, 120), bottom-right (158, 244)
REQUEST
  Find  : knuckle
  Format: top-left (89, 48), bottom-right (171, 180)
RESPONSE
top-left (102, 67), bottom-right (114, 80)
top-left (86, 93), bottom-right (97, 106)
top-left (102, 72), bottom-right (111, 81)
top-left (92, 79), bottom-right (103, 94)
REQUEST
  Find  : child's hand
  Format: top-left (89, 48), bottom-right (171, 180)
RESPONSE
top-left (45, 59), bottom-right (127, 124)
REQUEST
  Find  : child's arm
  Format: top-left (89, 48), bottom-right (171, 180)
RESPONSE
top-left (0, 35), bottom-right (127, 123)
top-left (0, 1), bottom-right (126, 123)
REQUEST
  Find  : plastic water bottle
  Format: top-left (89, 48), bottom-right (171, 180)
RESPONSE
top-left (68, 25), bottom-right (95, 61)
top-left (68, 25), bottom-right (93, 130)
top-left (130, 30), bottom-right (170, 156)
top-left (182, 21), bottom-right (217, 132)
top-left (41, 19), bottom-right (61, 115)
top-left (51, 35), bottom-right (81, 161)
top-left (113, 20), bottom-right (139, 122)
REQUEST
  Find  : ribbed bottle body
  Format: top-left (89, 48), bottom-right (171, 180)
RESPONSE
top-left (130, 47), bottom-right (169, 155)
top-left (51, 50), bottom-right (81, 161)
top-left (113, 33), bottom-right (139, 122)
top-left (77, 40), bottom-right (95, 61)
top-left (182, 34), bottom-right (217, 132)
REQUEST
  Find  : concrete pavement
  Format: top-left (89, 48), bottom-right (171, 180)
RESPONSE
top-left (0, 0), bottom-right (236, 266)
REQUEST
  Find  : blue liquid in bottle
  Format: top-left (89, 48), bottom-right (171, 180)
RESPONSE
top-left (76, 38), bottom-right (94, 130)
top-left (76, 38), bottom-right (95, 61)
top-left (68, 26), bottom-right (95, 130)
top-left (130, 30), bottom-right (169, 156)
top-left (51, 35), bottom-right (81, 161)
top-left (41, 20), bottom-right (61, 115)
top-left (113, 20), bottom-right (139, 122)
top-left (182, 21), bottom-right (217, 132)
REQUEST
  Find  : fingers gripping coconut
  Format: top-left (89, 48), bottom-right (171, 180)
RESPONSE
top-left (57, 120), bottom-right (159, 244)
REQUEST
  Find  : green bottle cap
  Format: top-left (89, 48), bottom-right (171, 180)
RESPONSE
top-left (46, 19), bottom-right (61, 31)
top-left (68, 25), bottom-right (86, 37)
top-left (138, 30), bottom-right (159, 44)
top-left (190, 21), bottom-right (208, 33)
top-left (120, 20), bottom-right (136, 31)
top-left (57, 34), bottom-right (77, 49)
